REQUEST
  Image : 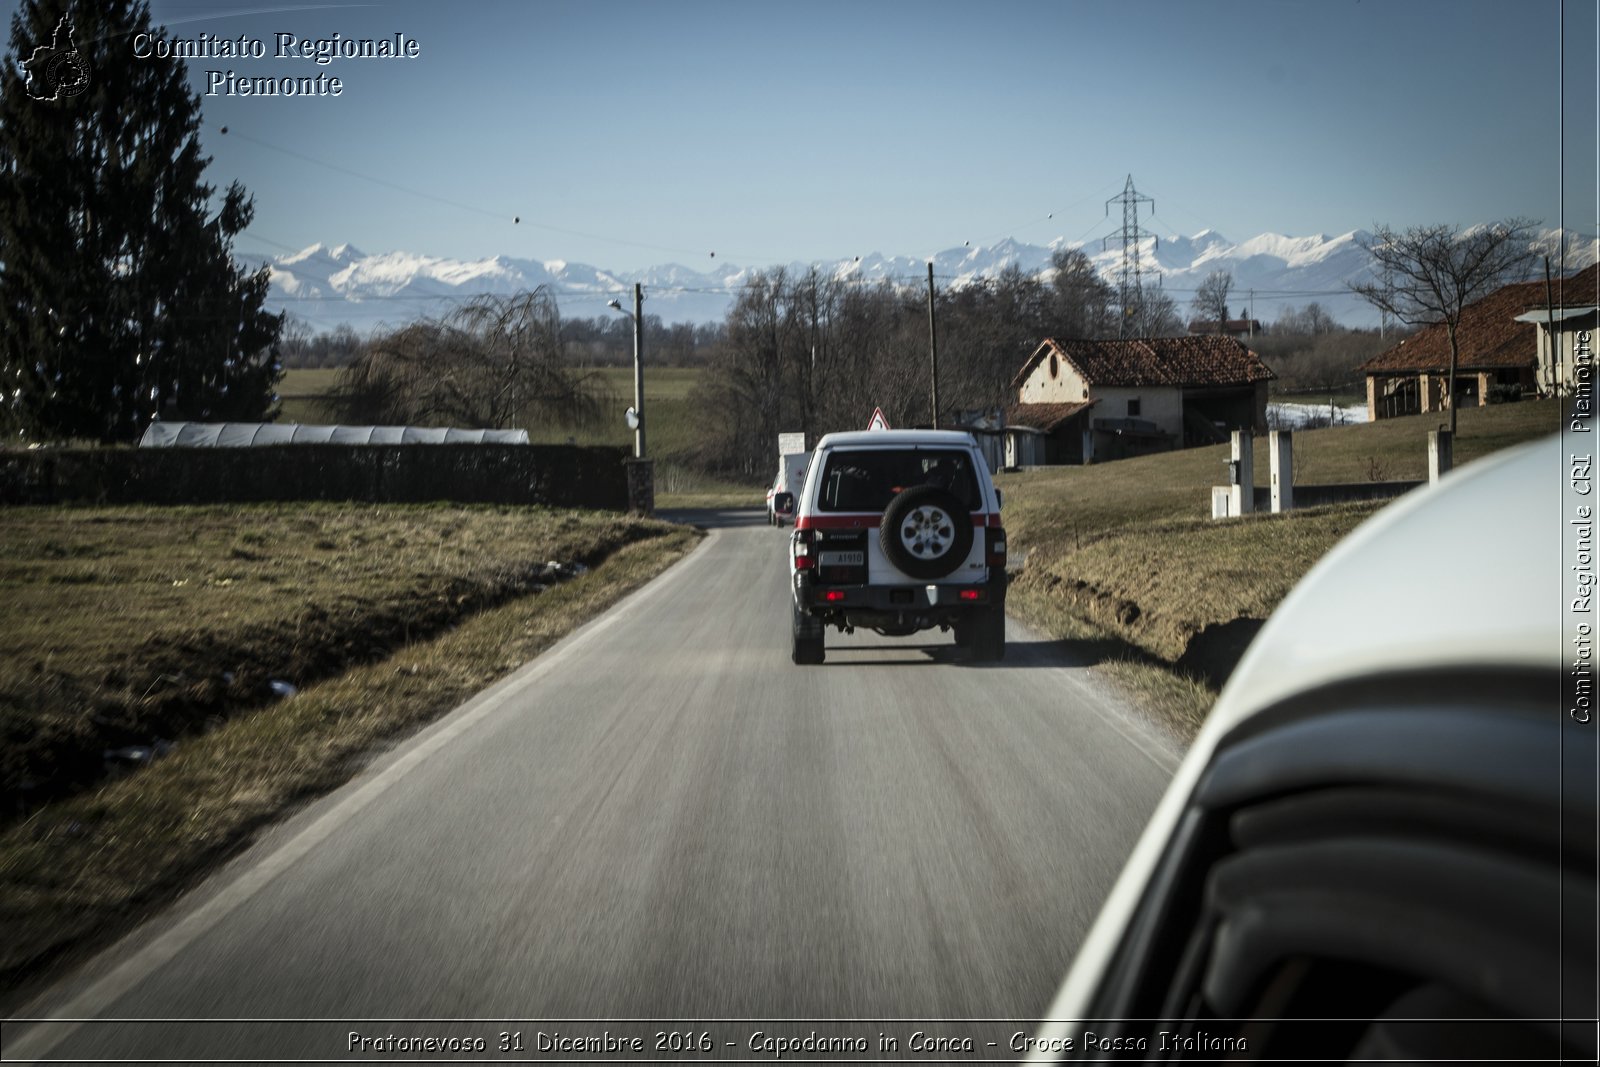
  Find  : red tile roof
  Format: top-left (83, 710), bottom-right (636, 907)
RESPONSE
top-left (1012, 336), bottom-right (1275, 390)
top-left (1005, 400), bottom-right (1097, 432)
top-left (1359, 264), bottom-right (1599, 374)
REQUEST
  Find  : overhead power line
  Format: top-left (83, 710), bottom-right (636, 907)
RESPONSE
top-left (220, 130), bottom-right (1229, 277)
top-left (220, 126), bottom-right (767, 261)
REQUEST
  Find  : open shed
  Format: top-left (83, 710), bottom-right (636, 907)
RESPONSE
top-left (139, 422), bottom-right (531, 447)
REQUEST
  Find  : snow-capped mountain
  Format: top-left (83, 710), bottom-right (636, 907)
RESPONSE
top-left (251, 227), bottom-right (1599, 336)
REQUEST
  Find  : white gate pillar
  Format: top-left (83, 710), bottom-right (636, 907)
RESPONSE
top-left (1270, 430), bottom-right (1293, 513)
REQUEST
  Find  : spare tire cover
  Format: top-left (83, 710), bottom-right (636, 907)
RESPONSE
top-left (879, 484), bottom-right (974, 580)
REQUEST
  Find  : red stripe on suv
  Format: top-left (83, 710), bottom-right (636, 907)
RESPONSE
top-left (797, 513), bottom-right (995, 530)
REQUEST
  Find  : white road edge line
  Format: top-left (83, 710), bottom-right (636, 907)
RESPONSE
top-left (1051, 662), bottom-right (1183, 774)
top-left (1007, 617), bottom-right (1184, 775)
top-left (3, 529), bottom-right (719, 1062)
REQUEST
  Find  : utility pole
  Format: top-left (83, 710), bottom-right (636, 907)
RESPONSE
top-left (809, 268), bottom-right (819, 440)
top-left (927, 262), bottom-right (940, 429)
top-left (632, 282), bottom-right (645, 458)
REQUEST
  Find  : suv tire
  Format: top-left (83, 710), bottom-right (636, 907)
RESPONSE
top-left (791, 602), bottom-right (825, 664)
top-left (879, 485), bottom-right (973, 580)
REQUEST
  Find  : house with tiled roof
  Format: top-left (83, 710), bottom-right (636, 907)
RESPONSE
top-left (1003, 336), bottom-right (1275, 465)
top-left (1358, 264), bottom-right (1597, 420)
top-left (1518, 265), bottom-right (1598, 395)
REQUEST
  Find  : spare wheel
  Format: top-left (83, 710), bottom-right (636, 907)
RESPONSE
top-left (879, 485), bottom-right (973, 580)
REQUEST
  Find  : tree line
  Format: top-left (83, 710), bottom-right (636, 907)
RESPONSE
top-left (308, 248), bottom-right (1172, 463)
top-left (686, 250), bottom-right (1187, 476)
top-left (315, 255), bottom-right (1409, 472)
top-left (282, 312), bottom-right (727, 370)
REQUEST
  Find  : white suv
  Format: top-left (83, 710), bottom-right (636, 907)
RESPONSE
top-left (780, 429), bottom-right (1007, 664)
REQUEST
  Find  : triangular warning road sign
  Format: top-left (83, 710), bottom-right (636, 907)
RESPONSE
top-left (866, 407), bottom-right (890, 432)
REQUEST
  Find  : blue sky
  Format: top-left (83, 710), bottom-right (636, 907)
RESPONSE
top-left (11, 0), bottom-right (1600, 271)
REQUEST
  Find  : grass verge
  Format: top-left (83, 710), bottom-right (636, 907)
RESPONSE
top-left (0, 513), bottom-right (699, 995)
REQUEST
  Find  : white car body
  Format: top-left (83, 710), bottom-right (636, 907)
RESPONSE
top-left (766, 451), bottom-right (810, 526)
top-left (1030, 433), bottom-right (1590, 1060)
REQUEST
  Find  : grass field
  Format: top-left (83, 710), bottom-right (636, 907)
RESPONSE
top-left (275, 368), bottom-right (342, 424)
top-left (1001, 399), bottom-right (1562, 734)
top-left (0, 504), bottom-right (686, 817)
top-left (1270, 388), bottom-right (1366, 409)
top-left (0, 502), bottom-right (700, 989)
top-left (1000, 398), bottom-right (1560, 545)
top-left (277, 366), bottom-right (761, 508)
top-left (279, 366), bottom-right (706, 440)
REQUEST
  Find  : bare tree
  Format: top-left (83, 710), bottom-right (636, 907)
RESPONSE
top-left (1192, 269), bottom-right (1234, 332)
top-left (1047, 248), bottom-right (1117, 338)
top-left (1350, 218), bottom-right (1537, 434)
top-left (689, 258), bottom-right (1141, 474)
top-left (692, 269), bottom-right (800, 475)
top-left (451, 289), bottom-right (607, 430)
top-left (331, 320), bottom-right (451, 424)
top-left (331, 288), bottom-right (607, 430)
top-left (1303, 301), bottom-right (1337, 335)
top-left (936, 265), bottom-right (1052, 415)
top-left (1137, 288), bottom-right (1185, 338)
top-left (1275, 302), bottom-right (1341, 336)
top-left (692, 269), bottom-right (946, 474)
top-left (278, 315), bottom-right (314, 368)
top-left (1248, 330), bottom-right (1391, 393)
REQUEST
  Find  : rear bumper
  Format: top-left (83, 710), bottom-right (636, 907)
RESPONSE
top-left (794, 572), bottom-right (1004, 627)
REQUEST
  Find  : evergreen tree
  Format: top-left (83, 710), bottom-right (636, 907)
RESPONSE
top-left (0, 0), bottom-right (281, 442)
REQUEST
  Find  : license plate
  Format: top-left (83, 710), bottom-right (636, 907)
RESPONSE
top-left (818, 550), bottom-right (863, 566)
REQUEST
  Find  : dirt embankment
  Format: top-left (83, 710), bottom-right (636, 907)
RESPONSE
top-left (1008, 501), bottom-right (1385, 692)
top-left (1011, 568), bottom-right (1261, 689)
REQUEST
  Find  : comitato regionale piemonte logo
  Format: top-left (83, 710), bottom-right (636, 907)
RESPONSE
top-left (22, 14), bottom-right (91, 101)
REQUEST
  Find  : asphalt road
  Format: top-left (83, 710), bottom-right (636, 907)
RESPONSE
top-left (7, 510), bottom-right (1180, 1061)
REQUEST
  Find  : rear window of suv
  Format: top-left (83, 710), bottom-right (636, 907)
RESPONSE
top-left (815, 449), bottom-right (982, 513)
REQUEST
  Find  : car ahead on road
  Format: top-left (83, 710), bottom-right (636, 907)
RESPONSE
top-left (766, 451), bottom-right (810, 527)
top-left (780, 429), bottom-right (1007, 664)
top-left (765, 479), bottom-right (783, 525)
top-left (1027, 434), bottom-right (1596, 1064)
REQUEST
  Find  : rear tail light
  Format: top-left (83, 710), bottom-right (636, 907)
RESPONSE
top-left (958, 589), bottom-right (983, 602)
top-left (986, 526), bottom-right (1007, 568)
top-left (793, 528), bottom-right (815, 571)
top-left (821, 589), bottom-right (846, 602)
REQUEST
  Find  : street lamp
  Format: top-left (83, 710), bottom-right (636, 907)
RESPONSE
top-left (607, 284), bottom-right (645, 459)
